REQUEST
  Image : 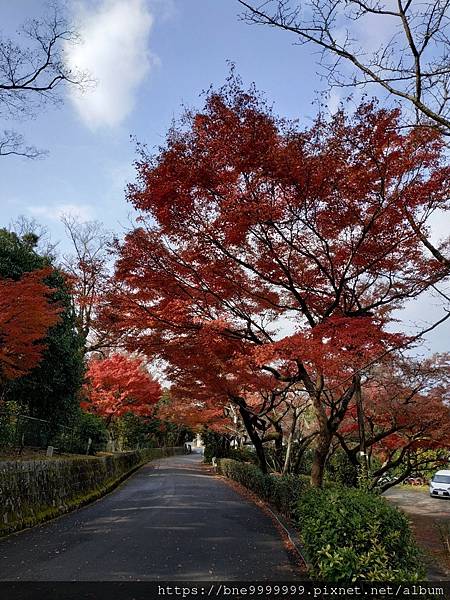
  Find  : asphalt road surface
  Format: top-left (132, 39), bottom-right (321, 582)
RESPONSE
top-left (0, 454), bottom-right (298, 581)
top-left (384, 486), bottom-right (450, 518)
top-left (384, 486), bottom-right (450, 579)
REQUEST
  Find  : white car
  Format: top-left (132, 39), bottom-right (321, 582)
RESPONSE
top-left (429, 469), bottom-right (450, 498)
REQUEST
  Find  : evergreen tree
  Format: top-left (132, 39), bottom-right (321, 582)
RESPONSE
top-left (0, 229), bottom-right (84, 426)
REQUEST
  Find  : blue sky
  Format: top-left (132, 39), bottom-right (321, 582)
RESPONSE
top-left (1, 0), bottom-right (448, 353)
top-left (1, 0), bottom-right (320, 246)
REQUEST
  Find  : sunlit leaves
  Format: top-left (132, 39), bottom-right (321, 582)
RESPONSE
top-left (82, 353), bottom-right (161, 420)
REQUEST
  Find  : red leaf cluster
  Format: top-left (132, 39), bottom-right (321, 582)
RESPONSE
top-left (82, 353), bottom-right (162, 420)
top-left (100, 83), bottom-right (450, 479)
top-left (0, 268), bottom-right (61, 382)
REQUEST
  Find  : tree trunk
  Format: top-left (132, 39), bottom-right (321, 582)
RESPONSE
top-left (238, 405), bottom-right (268, 473)
top-left (311, 430), bottom-right (332, 487)
top-left (282, 431), bottom-right (294, 475)
top-left (282, 411), bottom-right (299, 475)
top-left (310, 386), bottom-right (332, 487)
top-left (273, 421), bottom-right (284, 471)
top-left (354, 373), bottom-right (369, 477)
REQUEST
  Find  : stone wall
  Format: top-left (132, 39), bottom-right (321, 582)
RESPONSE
top-left (0, 447), bottom-right (182, 536)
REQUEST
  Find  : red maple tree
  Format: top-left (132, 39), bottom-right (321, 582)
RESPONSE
top-left (0, 268), bottom-right (61, 387)
top-left (104, 82), bottom-right (450, 485)
top-left (335, 354), bottom-right (450, 489)
top-left (82, 353), bottom-right (162, 423)
top-left (157, 394), bottom-right (230, 434)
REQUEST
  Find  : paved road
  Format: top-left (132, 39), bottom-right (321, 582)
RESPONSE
top-left (0, 454), bottom-right (298, 581)
top-left (384, 486), bottom-right (450, 579)
top-left (384, 487), bottom-right (450, 518)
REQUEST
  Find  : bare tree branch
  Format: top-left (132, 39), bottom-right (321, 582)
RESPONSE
top-left (60, 216), bottom-right (117, 355)
top-left (9, 215), bottom-right (58, 257)
top-left (0, 130), bottom-right (46, 159)
top-left (238, 0), bottom-right (450, 268)
top-left (238, 0), bottom-right (450, 134)
top-left (0, 1), bottom-right (92, 159)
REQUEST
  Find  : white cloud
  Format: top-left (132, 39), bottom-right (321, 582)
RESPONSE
top-left (428, 209), bottom-right (450, 246)
top-left (327, 90), bottom-right (341, 115)
top-left (65, 0), bottom-right (155, 129)
top-left (28, 203), bottom-right (95, 222)
top-left (354, 10), bottom-right (398, 54)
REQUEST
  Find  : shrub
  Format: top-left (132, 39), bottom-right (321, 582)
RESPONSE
top-left (219, 459), bottom-right (267, 494)
top-left (229, 446), bottom-right (258, 464)
top-left (325, 450), bottom-right (358, 487)
top-left (267, 473), bottom-right (311, 517)
top-left (218, 458), bottom-right (310, 517)
top-left (294, 486), bottom-right (425, 581)
top-left (71, 412), bottom-right (108, 454)
top-left (219, 459), bottom-right (425, 581)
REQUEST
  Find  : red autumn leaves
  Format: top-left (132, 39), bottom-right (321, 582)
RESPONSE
top-left (3, 81), bottom-right (448, 482)
top-left (81, 353), bottom-right (161, 421)
top-left (102, 84), bottom-right (450, 483)
top-left (0, 268), bottom-right (61, 382)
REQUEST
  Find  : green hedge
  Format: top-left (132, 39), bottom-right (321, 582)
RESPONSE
top-left (229, 447), bottom-right (258, 464)
top-left (218, 458), bottom-right (310, 517)
top-left (219, 459), bottom-right (424, 582)
top-left (294, 487), bottom-right (424, 581)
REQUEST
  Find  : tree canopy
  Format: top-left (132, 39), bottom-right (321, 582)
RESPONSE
top-left (0, 267), bottom-right (61, 386)
top-left (82, 353), bottom-right (162, 423)
top-left (103, 81), bottom-right (450, 485)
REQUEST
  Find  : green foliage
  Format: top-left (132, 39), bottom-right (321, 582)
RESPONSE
top-left (219, 458), bottom-right (310, 518)
top-left (219, 458), bottom-right (267, 493)
top-left (369, 450), bottom-right (449, 490)
top-left (145, 418), bottom-right (192, 448)
top-left (295, 447), bottom-right (314, 475)
top-left (0, 401), bottom-right (20, 447)
top-left (268, 474), bottom-right (312, 517)
top-left (0, 229), bottom-right (85, 426)
top-left (219, 458), bottom-right (424, 581)
top-left (111, 413), bottom-right (149, 450)
top-left (229, 446), bottom-right (258, 464)
top-left (0, 405), bottom-right (108, 455)
top-left (325, 449), bottom-right (358, 487)
top-left (409, 449), bottom-right (449, 479)
top-left (203, 430), bottom-right (231, 463)
top-left (294, 486), bottom-right (425, 581)
top-left (110, 413), bottom-right (192, 451)
top-left (0, 229), bottom-right (51, 278)
top-left (71, 412), bottom-right (108, 454)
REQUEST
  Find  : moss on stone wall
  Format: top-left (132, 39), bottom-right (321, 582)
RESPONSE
top-left (0, 447), bottom-right (182, 536)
